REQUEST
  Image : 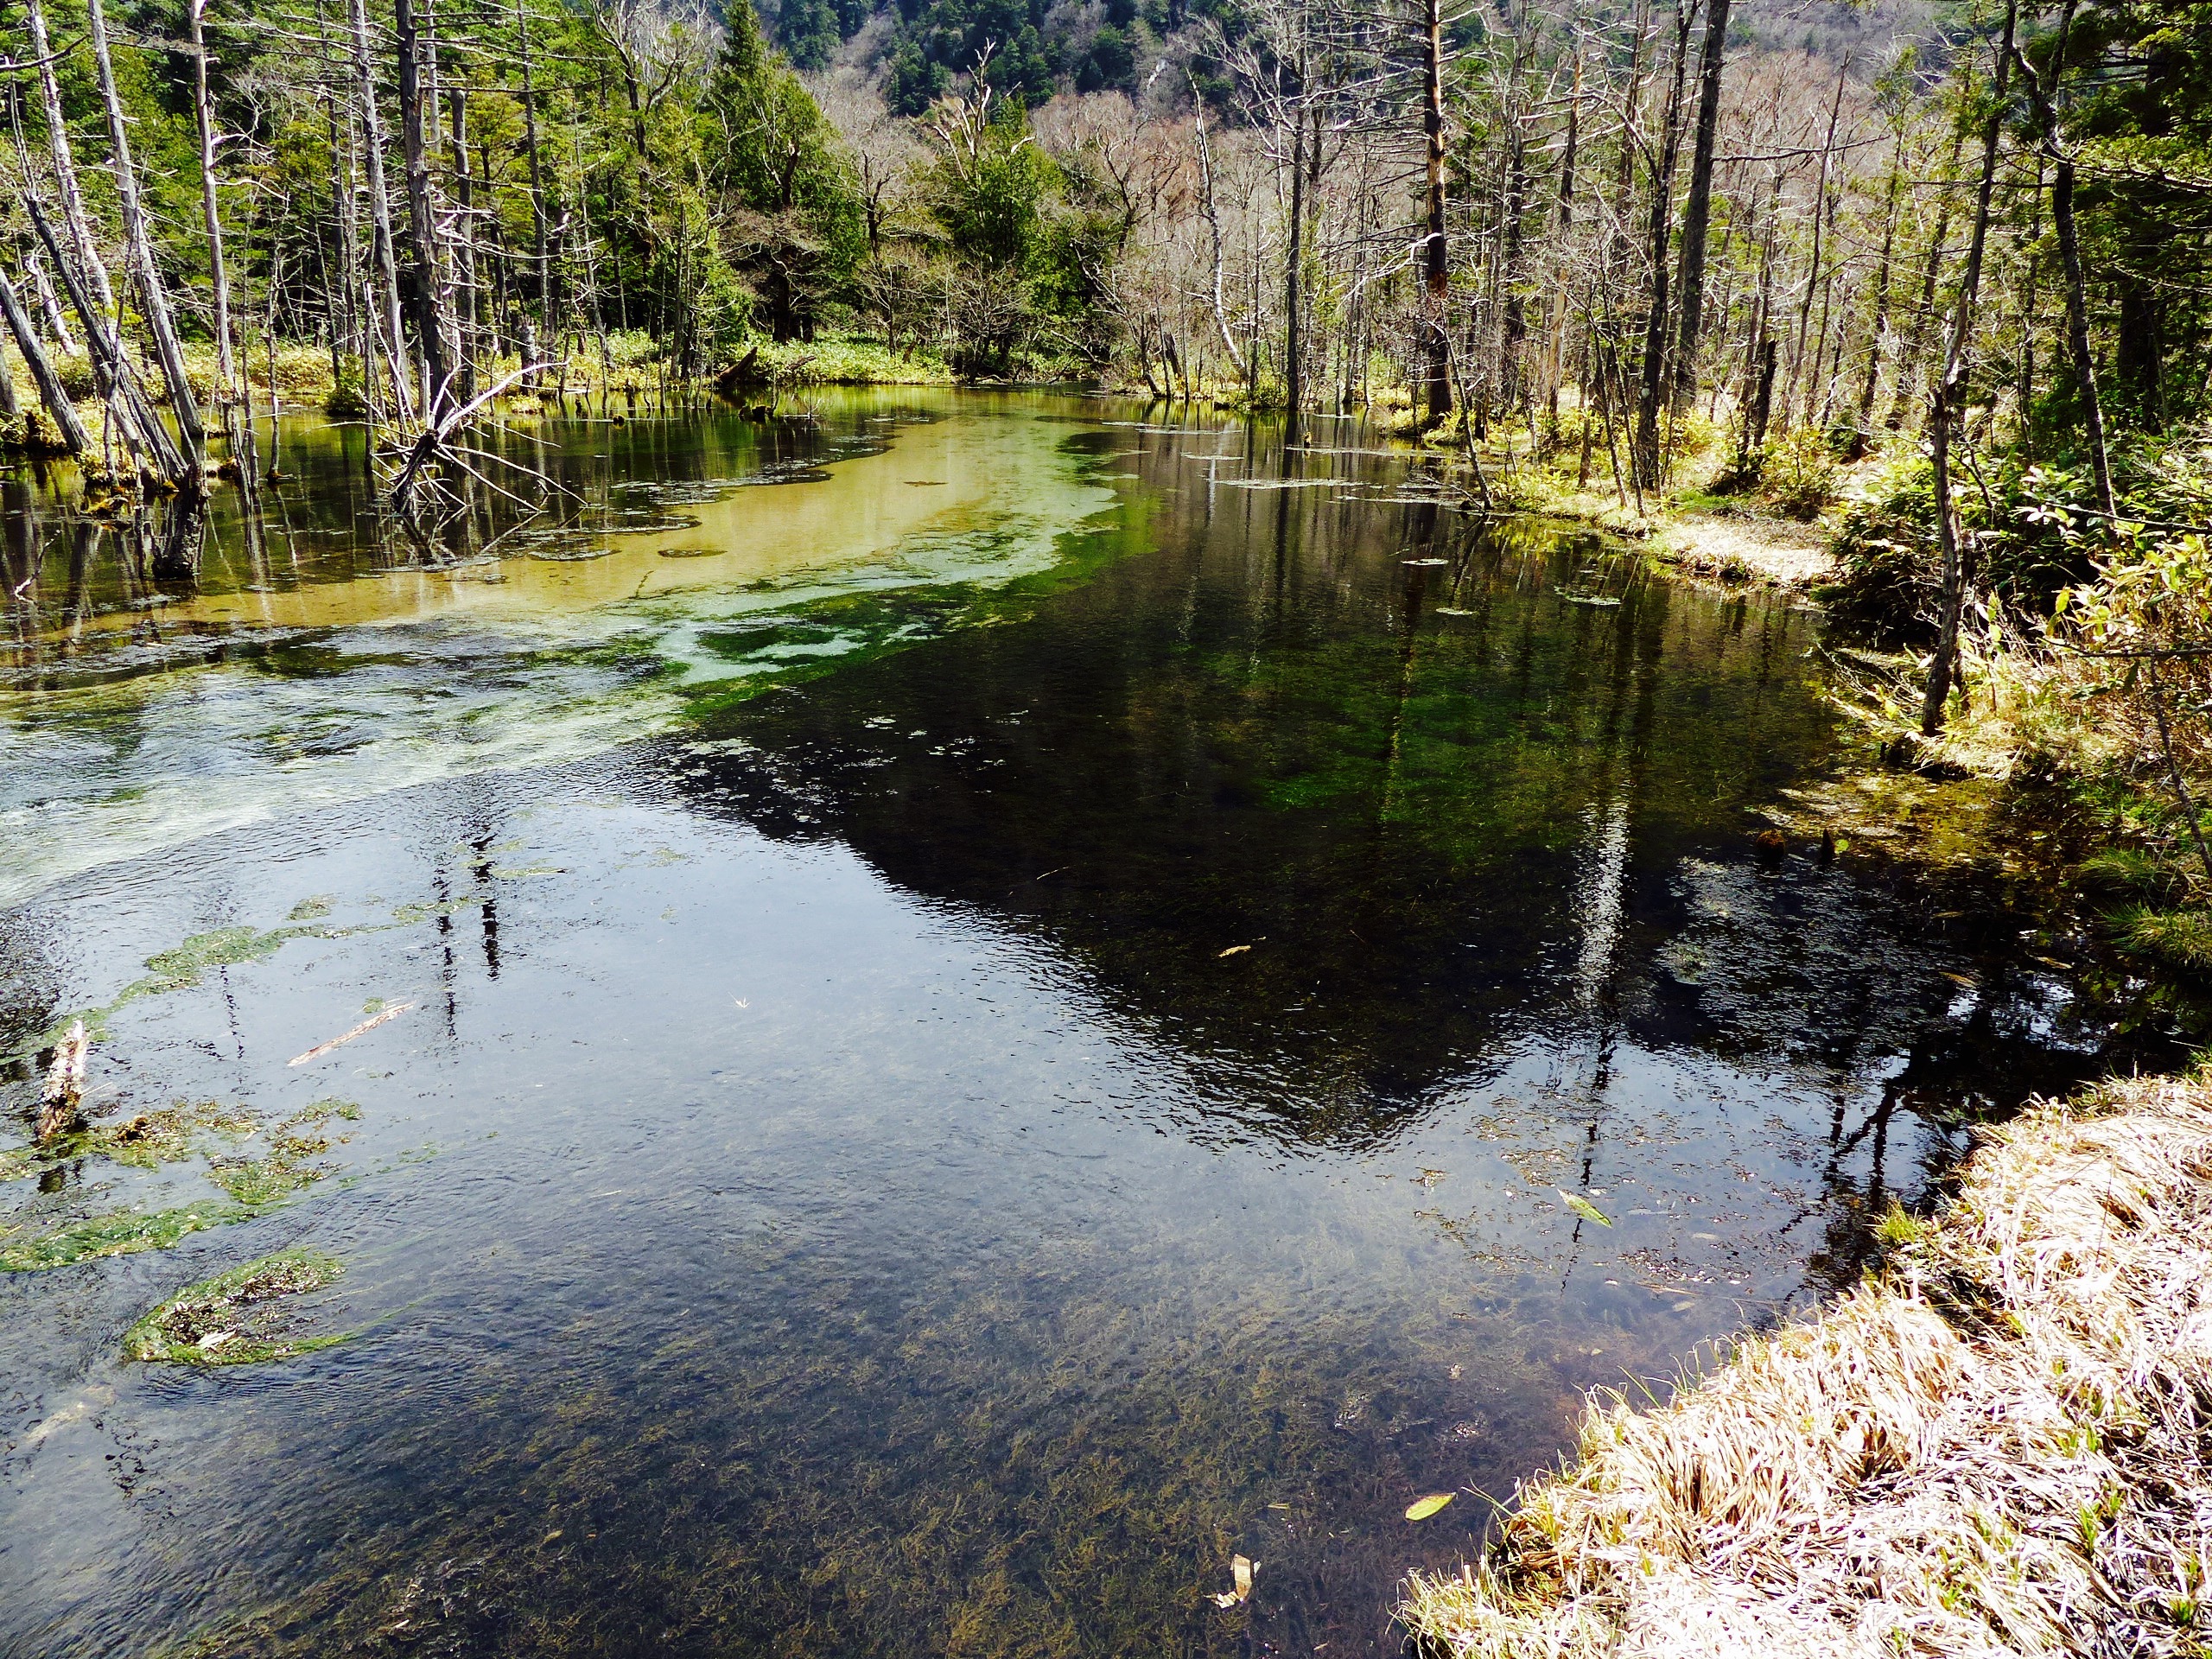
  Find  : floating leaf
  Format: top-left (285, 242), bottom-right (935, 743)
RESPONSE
top-left (1558, 1189), bottom-right (1613, 1227)
top-left (1405, 1493), bottom-right (1455, 1522)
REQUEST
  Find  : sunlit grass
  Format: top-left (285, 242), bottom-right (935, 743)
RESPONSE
top-left (1402, 1066), bottom-right (2212, 1656)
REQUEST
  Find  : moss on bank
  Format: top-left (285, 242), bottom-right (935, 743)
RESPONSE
top-left (1401, 1066), bottom-right (2212, 1657)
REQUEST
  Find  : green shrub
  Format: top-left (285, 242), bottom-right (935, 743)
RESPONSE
top-left (1823, 453), bottom-right (1942, 642)
top-left (324, 366), bottom-right (369, 419)
top-left (1759, 426), bottom-right (1839, 520)
top-left (2113, 906), bottom-right (2212, 977)
top-left (52, 352), bottom-right (98, 401)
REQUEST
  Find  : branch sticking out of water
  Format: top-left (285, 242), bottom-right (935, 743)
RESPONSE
top-left (288, 1001), bottom-right (415, 1067)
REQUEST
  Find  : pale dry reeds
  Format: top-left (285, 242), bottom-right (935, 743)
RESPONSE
top-left (1402, 1069), bottom-right (2212, 1659)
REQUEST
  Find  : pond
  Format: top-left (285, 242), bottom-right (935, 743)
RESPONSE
top-left (0, 392), bottom-right (2135, 1656)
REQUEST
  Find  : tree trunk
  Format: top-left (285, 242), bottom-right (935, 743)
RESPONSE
top-left (1669, 0), bottom-right (1732, 410)
top-left (188, 0), bottom-right (238, 405)
top-left (26, 197), bottom-right (188, 481)
top-left (1631, 0), bottom-right (1691, 488)
top-left (2014, 4), bottom-right (2113, 517)
top-left (1921, 0), bottom-right (2018, 738)
top-left (28, 251), bottom-right (77, 353)
top-left (449, 87), bottom-right (480, 394)
top-left (2115, 253), bottom-right (2163, 431)
top-left (1421, 0), bottom-right (1452, 429)
top-left (397, 0), bottom-right (452, 413)
top-left (1852, 136), bottom-right (1904, 448)
top-left (1543, 51), bottom-right (1581, 419)
top-left (346, 0), bottom-right (415, 419)
top-left (1785, 59), bottom-right (1848, 429)
top-left (1192, 99), bottom-right (1245, 383)
top-left (86, 0), bottom-right (207, 470)
top-left (1284, 68), bottom-right (1306, 435)
top-left (517, 0), bottom-right (555, 344)
top-left (1887, 130), bottom-right (1964, 433)
top-left (0, 268), bottom-right (91, 454)
top-left (25, 0), bottom-right (121, 341)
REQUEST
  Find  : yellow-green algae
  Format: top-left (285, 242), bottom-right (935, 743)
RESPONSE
top-left (1, 1100), bottom-right (357, 1269)
top-left (1, 1205), bottom-right (253, 1271)
top-left (124, 1249), bottom-right (346, 1366)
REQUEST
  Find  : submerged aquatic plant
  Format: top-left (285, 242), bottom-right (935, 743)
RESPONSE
top-left (9, 921), bottom-right (340, 1060)
top-left (123, 1249), bottom-right (346, 1365)
top-left (0, 1205), bottom-right (252, 1271)
top-left (1, 1099), bottom-right (355, 1268)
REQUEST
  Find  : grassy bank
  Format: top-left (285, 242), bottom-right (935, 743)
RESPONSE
top-left (0, 331), bottom-right (959, 448)
top-left (1402, 1065), bottom-right (2212, 1657)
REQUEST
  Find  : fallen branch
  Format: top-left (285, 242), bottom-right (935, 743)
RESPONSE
top-left (35, 1019), bottom-right (87, 1141)
top-left (390, 364), bottom-right (550, 516)
top-left (287, 1001), bottom-right (415, 1067)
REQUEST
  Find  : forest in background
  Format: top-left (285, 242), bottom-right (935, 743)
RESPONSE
top-left (3, 0), bottom-right (2212, 866)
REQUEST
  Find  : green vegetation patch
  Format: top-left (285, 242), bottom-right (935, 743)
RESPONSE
top-left (3, 1099), bottom-right (270, 1183)
top-left (123, 1249), bottom-right (346, 1366)
top-left (0, 1205), bottom-right (252, 1272)
top-left (10, 920), bottom-right (341, 1061)
top-left (1, 1100), bottom-right (359, 1264)
top-left (206, 1099), bottom-right (355, 1205)
top-left (2113, 907), bottom-right (2212, 978)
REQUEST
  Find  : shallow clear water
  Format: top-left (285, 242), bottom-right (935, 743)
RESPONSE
top-left (0, 393), bottom-right (2127, 1656)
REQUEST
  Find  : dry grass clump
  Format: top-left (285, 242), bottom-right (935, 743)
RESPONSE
top-left (1402, 1069), bottom-right (2212, 1659)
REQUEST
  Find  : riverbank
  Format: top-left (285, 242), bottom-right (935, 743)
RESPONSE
top-left (0, 333), bottom-right (960, 450)
top-left (1402, 1065), bottom-right (2212, 1658)
top-left (1395, 423), bottom-right (2212, 1656)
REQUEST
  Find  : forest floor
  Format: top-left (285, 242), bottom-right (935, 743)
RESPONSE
top-left (1401, 1065), bottom-right (2212, 1659)
top-left (1651, 509), bottom-right (1833, 588)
